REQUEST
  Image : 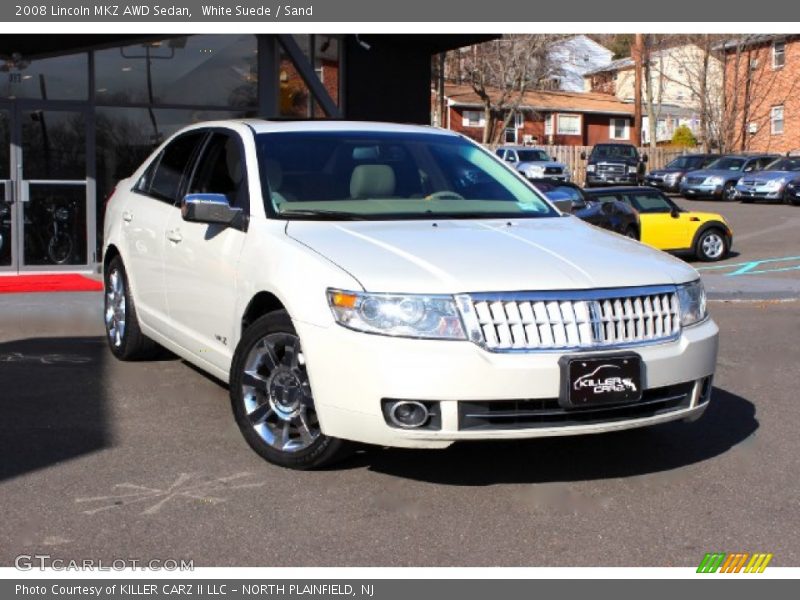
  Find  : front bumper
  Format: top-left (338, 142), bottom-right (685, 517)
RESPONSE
top-left (680, 182), bottom-right (723, 198)
top-left (735, 185), bottom-right (783, 200)
top-left (646, 177), bottom-right (681, 192)
top-left (586, 173), bottom-right (638, 186)
top-left (527, 173), bottom-right (570, 182)
top-left (297, 318), bottom-right (719, 448)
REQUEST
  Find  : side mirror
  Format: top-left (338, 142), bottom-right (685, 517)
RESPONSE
top-left (552, 199), bottom-right (575, 214)
top-left (181, 193), bottom-right (242, 226)
top-left (670, 208), bottom-right (680, 219)
top-left (580, 151), bottom-right (587, 160)
top-left (642, 154), bottom-right (649, 163)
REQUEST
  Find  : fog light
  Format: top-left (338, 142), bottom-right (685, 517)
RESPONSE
top-left (387, 401), bottom-right (430, 428)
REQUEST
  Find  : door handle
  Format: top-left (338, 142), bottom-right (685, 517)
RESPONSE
top-left (122, 211), bottom-right (133, 223)
top-left (167, 229), bottom-right (183, 243)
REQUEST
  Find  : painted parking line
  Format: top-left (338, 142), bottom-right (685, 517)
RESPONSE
top-left (697, 256), bottom-right (800, 277)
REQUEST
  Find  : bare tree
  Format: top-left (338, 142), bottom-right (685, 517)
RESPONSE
top-left (457, 35), bottom-right (560, 143)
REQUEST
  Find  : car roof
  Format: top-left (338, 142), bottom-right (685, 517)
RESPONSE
top-left (237, 119), bottom-right (457, 136)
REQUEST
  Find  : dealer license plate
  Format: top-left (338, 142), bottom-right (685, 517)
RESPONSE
top-left (559, 353), bottom-right (643, 408)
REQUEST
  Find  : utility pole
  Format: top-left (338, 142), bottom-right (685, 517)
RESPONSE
top-left (633, 33), bottom-right (644, 146)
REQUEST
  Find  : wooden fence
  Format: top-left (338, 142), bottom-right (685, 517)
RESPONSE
top-left (490, 145), bottom-right (688, 184)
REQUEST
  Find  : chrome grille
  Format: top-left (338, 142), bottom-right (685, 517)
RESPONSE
top-left (544, 166), bottom-right (563, 175)
top-left (460, 287), bottom-right (680, 352)
top-left (597, 163), bottom-right (626, 176)
top-left (686, 176), bottom-right (705, 185)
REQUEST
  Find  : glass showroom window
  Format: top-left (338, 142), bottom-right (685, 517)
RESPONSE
top-left (0, 51), bottom-right (88, 100)
top-left (94, 36), bottom-right (258, 107)
top-left (771, 106), bottom-right (784, 135)
top-left (557, 113), bottom-right (581, 136)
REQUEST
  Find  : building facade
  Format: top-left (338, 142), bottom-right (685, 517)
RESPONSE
top-left (443, 84), bottom-right (636, 146)
top-left (584, 43), bottom-right (723, 145)
top-left (721, 35), bottom-right (800, 153)
top-left (0, 34), bottom-right (486, 273)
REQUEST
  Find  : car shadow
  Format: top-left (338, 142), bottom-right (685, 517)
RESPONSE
top-left (347, 387), bottom-right (757, 485)
top-left (0, 336), bottom-right (111, 482)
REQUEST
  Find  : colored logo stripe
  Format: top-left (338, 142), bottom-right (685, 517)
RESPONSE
top-left (697, 552), bottom-right (773, 573)
top-left (745, 553), bottom-right (773, 573)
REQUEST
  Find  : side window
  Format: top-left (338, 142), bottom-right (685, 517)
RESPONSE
top-left (187, 132), bottom-right (248, 210)
top-left (495, 149), bottom-right (505, 159)
top-left (135, 153), bottom-right (162, 195)
top-left (147, 131), bottom-right (206, 204)
top-left (757, 157), bottom-right (774, 170)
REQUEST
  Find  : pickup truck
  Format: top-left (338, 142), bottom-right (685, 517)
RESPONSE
top-left (582, 143), bottom-right (647, 188)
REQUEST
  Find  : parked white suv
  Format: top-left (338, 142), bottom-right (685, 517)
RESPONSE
top-left (103, 120), bottom-right (718, 469)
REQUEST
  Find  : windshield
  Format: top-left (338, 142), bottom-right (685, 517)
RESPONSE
top-left (764, 157), bottom-right (800, 171)
top-left (666, 155), bottom-right (708, 170)
top-left (516, 149), bottom-right (550, 162)
top-left (255, 131), bottom-right (558, 220)
top-left (625, 192), bottom-right (675, 214)
top-left (707, 157), bottom-right (746, 171)
top-left (590, 145), bottom-right (638, 160)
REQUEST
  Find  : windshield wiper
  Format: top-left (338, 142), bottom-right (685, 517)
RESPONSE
top-left (278, 209), bottom-right (368, 221)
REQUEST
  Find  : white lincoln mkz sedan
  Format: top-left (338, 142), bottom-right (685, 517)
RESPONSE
top-left (103, 120), bottom-right (718, 469)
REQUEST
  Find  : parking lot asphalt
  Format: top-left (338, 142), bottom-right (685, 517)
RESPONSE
top-left (1, 290), bottom-right (798, 567)
top-left (671, 196), bottom-right (800, 299)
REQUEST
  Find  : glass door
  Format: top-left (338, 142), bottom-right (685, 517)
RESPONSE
top-left (0, 108), bottom-right (14, 270)
top-left (14, 105), bottom-right (91, 270)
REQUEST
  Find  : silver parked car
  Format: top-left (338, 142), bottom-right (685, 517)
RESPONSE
top-left (496, 146), bottom-right (570, 181)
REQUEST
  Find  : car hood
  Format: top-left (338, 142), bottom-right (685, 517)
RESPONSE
top-left (688, 169), bottom-right (742, 179)
top-left (286, 217), bottom-right (698, 294)
top-left (739, 170), bottom-right (799, 181)
top-left (649, 168), bottom-right (684, 176)
top-left (517, 160), bottom-right (566, 170)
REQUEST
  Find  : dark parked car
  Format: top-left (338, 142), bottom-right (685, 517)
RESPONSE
top-left (582, 143), bottom-right (647, 188)
top-left (679, 154), bottom-right (777, 201)
top-left (784, 178), bottom-right (800, 206)
top-left (531, 179), bottom-right (640, 239)
top-left (645, 154), bottom-right (718, 193)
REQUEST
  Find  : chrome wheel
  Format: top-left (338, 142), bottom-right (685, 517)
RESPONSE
top-left (701, 232), bottom-right (725, 260)
top-left (241, 333), bottom-right (320, 453)
top-left (104, 269), bottom-right (126, 347)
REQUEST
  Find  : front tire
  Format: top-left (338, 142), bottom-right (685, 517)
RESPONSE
top-left (695, 228), bottom-right (728, 262)
top-left (230, 311), bottom-right (352, 470)
top-left (104, 256), bottom-right (160, 360)
top-left (722, 181), bottom-right (737, 202)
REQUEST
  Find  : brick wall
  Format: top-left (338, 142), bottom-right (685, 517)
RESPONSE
top-left (725, 38), bottom-right (800, 153)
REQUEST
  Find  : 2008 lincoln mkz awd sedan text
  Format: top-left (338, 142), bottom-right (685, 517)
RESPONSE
top-left (103, 120), bottom-right (718, 469)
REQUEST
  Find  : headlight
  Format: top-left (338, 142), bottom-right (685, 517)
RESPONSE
top-left (628, 166), bottom-right (638, 174)
top-left (764, 178), bottom-right (786, 191)
top-left (327, 289), bottom-right (466, 340)
top-left (525, 166), bottom-right (545, 176)
top-left (664, 172), bottom-right (681, 182)
top-left (586, 165), bottom-right (596, 173)
top-left (704, 176), bottom-right (724, 185)
top-left (676, 280), bottom-right (707, 327)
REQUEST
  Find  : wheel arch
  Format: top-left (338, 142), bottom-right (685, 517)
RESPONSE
top-left (690, 220), bottom-right (730, 251)
top-left (241, 291), bottom-right (289, 336)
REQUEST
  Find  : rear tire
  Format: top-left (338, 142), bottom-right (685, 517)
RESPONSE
top-left (230, 310), bottom-right (353, 470)
top-left (695, 228), bottom-right (728, 262)
top-left (104, 256), bottom-right (160, 360)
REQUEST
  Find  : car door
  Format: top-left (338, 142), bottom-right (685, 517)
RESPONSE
top-left (162, 129), bottom-right (249, 372)
top-left (122, 130), bottom-right (206, 332)
top-left (621, 191), bottom-right (690, 250)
